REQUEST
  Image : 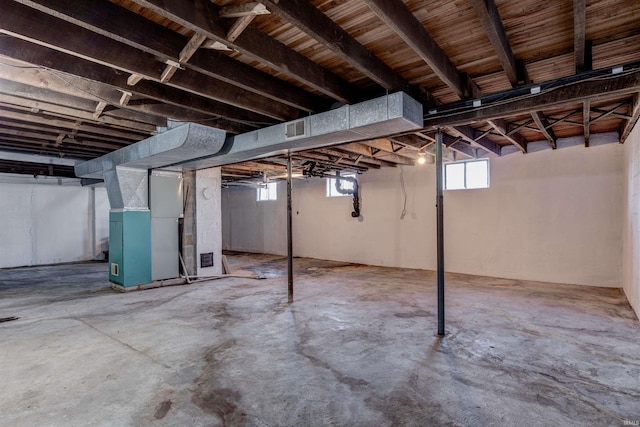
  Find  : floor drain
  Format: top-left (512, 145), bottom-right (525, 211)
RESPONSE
top-left (0, 316), bottom-right (19, 323)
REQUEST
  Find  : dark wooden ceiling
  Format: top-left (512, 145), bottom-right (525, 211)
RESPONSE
top-left (0, 0), bottom-right (638, 183)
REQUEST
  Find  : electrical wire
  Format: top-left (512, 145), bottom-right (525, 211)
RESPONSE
top-left (423, 62), bottom-right (640, 121)
top-left (400, 166), bottom-right (407, 219)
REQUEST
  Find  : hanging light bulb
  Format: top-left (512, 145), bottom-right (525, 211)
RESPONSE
top-left (417, 152), bottom-right (426, 165)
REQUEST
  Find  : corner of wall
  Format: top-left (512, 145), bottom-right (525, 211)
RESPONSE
top-left (623, 120), bottom-right (640, 320)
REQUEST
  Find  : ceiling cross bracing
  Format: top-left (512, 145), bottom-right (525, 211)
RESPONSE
top-left (0, 0), bottom-right (637, 182)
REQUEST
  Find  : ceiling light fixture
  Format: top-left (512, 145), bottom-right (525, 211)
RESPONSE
top-left (417, 152), bottom-right (426, 165)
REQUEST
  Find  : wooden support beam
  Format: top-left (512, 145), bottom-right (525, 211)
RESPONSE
top-left (488, 119), bottom-right (527, 152)
top-left (127, 74), bottom-right (144, 86)
top-left (226, 15), bottom-right (256, 42)
top-left (363, 138), bottom-right (395, 154)
top-left (363, 0), bottom-right (480, 99)
top-left (0, 0), bottom-right (299, 121)
top-left (335, 144), bottom-right (398, 167)
top-left (0, 90), bottom-right (147, 130)
top-left (370, 151), bottom-right (413, 166)
top-left (591, 107), bottom-right (632, 120)
top-left (131, 0), bottom-right (358, 103)
top-left (583, 100), bottom-right (591, 147)
top-left (259, 0), bottom-right (414, 95)
top-left (0, 136), bottom-right (106, 158)
top-left (292, 151), bottom-right (371, 172)
top-left (468, 0), bottom-right (519, 87)
top-left (14, 0), bottom-right (320, 112)
top-left (448, 140), bottom-right (477, 159)
top-left (201, 40), bottom-right (232, 50)
top-left (0, 38), bottom-right (276, 127)
top-left (359, 140), bottom-right (415, 165)
top-left (220, 2), bottom-right (270, 18)
top-left (338, 143), bottom-right (372, 157)
top-left (188, 49), bottom-right (321, 112)
top-left (160, 33), bottom-right (207, 83)
top-left (0, 60), bottom-right (129, 106)
top-left (178, 33), bottom-right (207, 63)
top-left (317, 147), bottom-right (387, 168)
top-left (0, 117), bottom-right (141, 146)
top-left (118, 91), bottom-right (133, 106)
top-left (446, 125), bottom-right (502, 156)
top-left (0, 127), bottom-right (122, 150)
top-left (620, 93), bottom-right (640, 144)
top-left (424, 70), bottom-right (640, 128)
top-left (530, 111), bottom-right (557, 149)
top-left (0, 106), bottom-right (149, 140)
top-left (0, 77), bottom-right (166, 127)
top-left (573, 0), bottom-right (587, 73)
top-left (389, 134), bottom-right (428, 149)
top-left (589, 102), bottom-right (628, 125)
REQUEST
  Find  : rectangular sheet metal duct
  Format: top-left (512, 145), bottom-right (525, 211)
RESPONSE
top-left (75, 92), bottom-right (422, 177)
top-left (74, 123), bottom-right (228, 179)
top-left (178, 92), bottom-right (423, 170)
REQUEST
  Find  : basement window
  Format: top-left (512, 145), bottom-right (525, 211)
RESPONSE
top-left (444, 159), bottom-right (489, 190)
top-left (327, 173), bottom-right (356, 197)
top-left (257, 182), bottom-right (277, 201)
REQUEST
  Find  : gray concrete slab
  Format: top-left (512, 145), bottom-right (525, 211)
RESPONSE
top-left (0, 256), bottom-right (639, 426)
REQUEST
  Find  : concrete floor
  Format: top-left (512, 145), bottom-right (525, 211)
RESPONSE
top-left (1, 254), bottom-right (639, 426)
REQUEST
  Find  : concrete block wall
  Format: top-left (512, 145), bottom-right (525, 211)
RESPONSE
top-left (195, 168), bottom-right (222, 276)
top-left (222, 142), bottom-right (624, 288)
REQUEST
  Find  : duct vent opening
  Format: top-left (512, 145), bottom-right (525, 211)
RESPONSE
top-left (285, 120), bottom-right (305, 139)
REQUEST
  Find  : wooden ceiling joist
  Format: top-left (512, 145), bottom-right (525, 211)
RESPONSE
top-left (446, 125), bottom-right (502, 156)
top-left (0, 159), bottom-right (76, 178)
top-left (589, 102), bottom-right (629, 125)
top-left (447, 140), bottom-right (478, 160)
top-left (620, 93), bottom-right (640, 144)
top-left (221, 2), bottom-right (271, 42)
top-left (489, 119), bottom-right (527, 153)
top-left (259, 0), bottom-right (413, 95)
top-left (530, 111), bottom-right (558, 149)
top-left (468, 0), bottom-right (519, 87)
top-left (0, 38), bottom-right (269, 131)
top-left (363, 0), bottom-right (480, 99)
top-left (1, 0), bottom-right (638, 181)
top-left (0, 92), bottom-right (155, 132)
top-left (0, 119), bottom-right (138, 146)
top-left (0, 107), bottom-right (149, 140)
top-left (13, 0), bottom-right (321, 112)
top-left (0, 127), bottom-right (124, 151)
top-left (583, 100), bottom-right (591, 147)
top-left (0, 0), bottom-right (299, 121)
top-left (424, 70), bottom-right (640, 128)
top-left (160, 33), bottom-right (207, 83)
top-left (130, 0), bottom-right (358, 103)
top-left (573, 0), bottom-right (587, 73)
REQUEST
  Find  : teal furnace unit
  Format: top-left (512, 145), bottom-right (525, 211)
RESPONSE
top-left (109, 210), bottom-right (151, 286)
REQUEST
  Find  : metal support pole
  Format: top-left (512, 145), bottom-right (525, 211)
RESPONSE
top-left (286, 152), bottom-right (294, 303)
top-left (436, 128), bottom-right (445, 336)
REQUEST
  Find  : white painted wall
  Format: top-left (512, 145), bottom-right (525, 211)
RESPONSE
top-left (445, 144), bottom-right (622, 286)
top-left (222, 183), bottom-right (287, 256)
top-left (222, 142), bottom-right (623, 287)
top-left (0, 178), bottom-right (109, 268)
top-left (623, 121), bottom-right (640, 318)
